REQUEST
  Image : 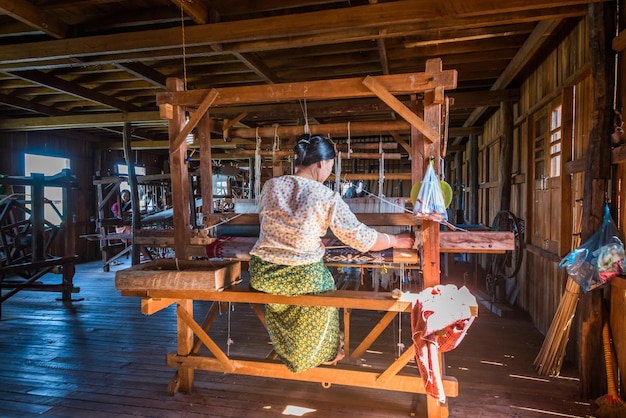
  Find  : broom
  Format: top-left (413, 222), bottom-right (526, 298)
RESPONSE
top-left (595, 318), bottom-right (626, 418)
top-left (534, 213), bottom-right (583, 376)
top-left (533, 277), bottom-right (580, 375)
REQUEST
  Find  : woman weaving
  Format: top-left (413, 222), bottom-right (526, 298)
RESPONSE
top-left (249, 133), bottom-right (414, 373)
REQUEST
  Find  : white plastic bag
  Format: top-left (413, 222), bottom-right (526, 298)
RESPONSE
top-left (413, 162), bottom-right (448, 222)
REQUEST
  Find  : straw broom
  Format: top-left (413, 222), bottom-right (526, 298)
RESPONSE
top-left (595, 318), bottom-right (626, 418)
top-left (533, 277), bottom-right (580, 375)
top-left (534, 213), bottom-right (583, 376)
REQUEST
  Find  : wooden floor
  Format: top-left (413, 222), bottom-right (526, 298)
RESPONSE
top-left (0, 259), bottom-right (595, 418)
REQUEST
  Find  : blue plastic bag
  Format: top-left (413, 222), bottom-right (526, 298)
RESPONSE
top-left (559, 204), bottom-right (625, 292)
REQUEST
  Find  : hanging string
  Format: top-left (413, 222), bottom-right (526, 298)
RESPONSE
top-left (335, 151), bottom-right (342, 195)
top-left (299, 99), bottom-right (310, 134)
top-left (273, 125), bottom-right (280, 152)
top-left (396, 263), bottom-right (406, 357)
top-left (179, 4), bottom-right (188, 90)
top-left (347, 121), bottom-right (352, 157)
top-left (254, 128), bottom-right (262, 199)
top-left (440, 157), bottom-right (445, 181)
top-left (226, 302), bottom-right (234, 356)
top-left (378, 138), bottom-right (385, 197)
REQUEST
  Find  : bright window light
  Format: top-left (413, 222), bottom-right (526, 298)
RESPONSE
top-left (24, 153), bottom-right (70, 226)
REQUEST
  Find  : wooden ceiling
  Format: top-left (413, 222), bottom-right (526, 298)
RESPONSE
top-left (0, 0), bottom-right (601, 154)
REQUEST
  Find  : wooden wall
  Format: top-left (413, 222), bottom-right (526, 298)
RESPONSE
top-left (0, 131), bottom-right (98, 260)
top-left (0, 132), bottom-right (167, 262)
top-left (469, 18), bottom-right (592, 342)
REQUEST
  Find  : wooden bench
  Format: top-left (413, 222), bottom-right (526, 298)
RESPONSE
top-left (116, 259), bottom-right (458, 417)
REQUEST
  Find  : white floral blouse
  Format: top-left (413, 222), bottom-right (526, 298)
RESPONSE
top-left (250, 175), bottom-right (378, 266)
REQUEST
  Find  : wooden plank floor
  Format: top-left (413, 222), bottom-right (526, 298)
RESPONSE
top-left (0, 259), bottom-right (594, 417)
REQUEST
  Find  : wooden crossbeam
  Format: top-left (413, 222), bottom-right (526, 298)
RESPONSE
top-left (165, 354), bottom-right (458, 396)
top-left (362, 75), bottom-right (439, 142)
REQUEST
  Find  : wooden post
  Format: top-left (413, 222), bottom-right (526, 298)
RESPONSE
top-left (166, 78), bottom-right (191, 259)
top-left (454, 151), bottom-right (463, 220)
top-left (499, 101), bottom-right (513, 212)
top-left (468, 134), bottom-right (479, 224)
top-left (31, 173), bottom-right (44, 263)
top-left (177, 299), bottom-right (195, 392)
top-left (199, 114), bottom-right (213, 225)
top-left (122, 122), bottom-right (141, 265)
top-left (577, 1), bottom-right (615, 399)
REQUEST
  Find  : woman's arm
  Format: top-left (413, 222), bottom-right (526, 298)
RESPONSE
top-left (368, 231), bottom-right (414, 251)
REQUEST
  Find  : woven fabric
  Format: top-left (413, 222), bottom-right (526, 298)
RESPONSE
top-left (249, 255), bottom-right (341, 373)
top-left (411, 284), bottom-right (477, 403)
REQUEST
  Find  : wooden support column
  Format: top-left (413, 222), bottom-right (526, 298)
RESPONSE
top-left (499, 101), bottom-right (514, 212)
top-left (421, 60), bottom-right (443, 291)
top-left (31, 173), bottom-right (44, 263)
top-left (454, 151), bottom-right (463, 221)
top-left (123, 122), bottom-right (141, 265)
top-left (199, 114), bottom-right (213, 224)
top-left (177, 299), bottom-right (195, 392)
top-left (577, 1), bottom-right (615, 399)
top-left (468, 134), bottom-right (479, 224)
top-left (166, 78), bottom-right (191, 259)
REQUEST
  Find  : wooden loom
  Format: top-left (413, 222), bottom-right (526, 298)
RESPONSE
top-left (116, 58), bottom-right (514, 417)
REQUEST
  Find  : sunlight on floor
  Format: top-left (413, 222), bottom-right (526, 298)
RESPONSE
top-left (510, 405), bottom-right (587, 417)
top-left (282, 405), bottom-right (317, 416)
top-left (509, 373), bottom-right (550, 382)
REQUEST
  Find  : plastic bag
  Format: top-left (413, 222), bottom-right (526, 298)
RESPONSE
top-left (413, 162), bottom-right (448, 222)
top-left (559, 204), bottom-right (625, 292)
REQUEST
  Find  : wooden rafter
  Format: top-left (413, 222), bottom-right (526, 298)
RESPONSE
top-left (0, 0), bottom-right (68, 39)
top-left (0, 1), bottom-right (597, 67)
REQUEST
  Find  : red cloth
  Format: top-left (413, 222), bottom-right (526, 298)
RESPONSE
top-left (411, 284), bottom-right (477, 404)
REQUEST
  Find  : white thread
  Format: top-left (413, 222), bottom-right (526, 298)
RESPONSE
top-left (300, 99), bottom-right (310, 134)
top-left (254, 128), bottom-right (261, 199)
top-left (226, 302), bottom-right (233, 356)
top-left (335, 151), bottom-right (342, 195)
top-left (347, 122), bottom-right (352, 156)
top-left (203, 213), bottom-right (244, 230)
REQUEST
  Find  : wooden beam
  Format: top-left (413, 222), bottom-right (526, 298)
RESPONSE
top-left (169, 89), bottom-right (220, 154)
top-left (10, 70), bottom-right (141, 112)
top-left (0, 0), bottom-right (68, 39)
top-left (362, 75), bottom-right (439, 143)
top-left (458, 19), bottom-right (563, 139)
top-left (167, 78), bottom-right (191, 259)
top-left (0, 111), bottom-right (162, 131)
top-left (232, 52), bottom-right (281, 84)
top-left (115, 62), bottom-right (168, 89)
top-left (170, 0), bottom-right (209, 24)
top-left (0, 1), bottom-right (597, 68)
top-left (0, 92), bottom-right (71, 116)
top-left (157, 72), bottom-right (457, 107)
top-left (578, 2), bottom-right (615, 399)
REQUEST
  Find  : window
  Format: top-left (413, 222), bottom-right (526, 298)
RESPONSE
top-left (24, 154), bottom-right (71, 226)
top-left (549, 105), bottom-right (562, 177)
top-left (116, 163), bottom-right (146, 192)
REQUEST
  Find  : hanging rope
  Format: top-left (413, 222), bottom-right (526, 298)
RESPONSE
top-left (299, 99), bottom-right (310, 134)
top-left (335, 151), bottom-right (342, 195)
top-left (226, 302), bottom-right (234, 356)
top-left (378, 139), bottom-right (385, 197)
top-left (254, 127), bottom-right (262, 199)
top-left (440, 157), bottom-right (445, 181)
top-left (347, 121), bottom-right (352, 157)
top-left (396, 263), bottom-right (407, 357)
top-left (273, 125), bottom-right (280, 153)
top-left (179, 4), bottom-right (188, 90)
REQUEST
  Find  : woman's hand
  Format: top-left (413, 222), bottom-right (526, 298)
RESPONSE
top-left (393, 232), bottom-right (414, 249)
top-left (370, 231), bottom-right (415, 251)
